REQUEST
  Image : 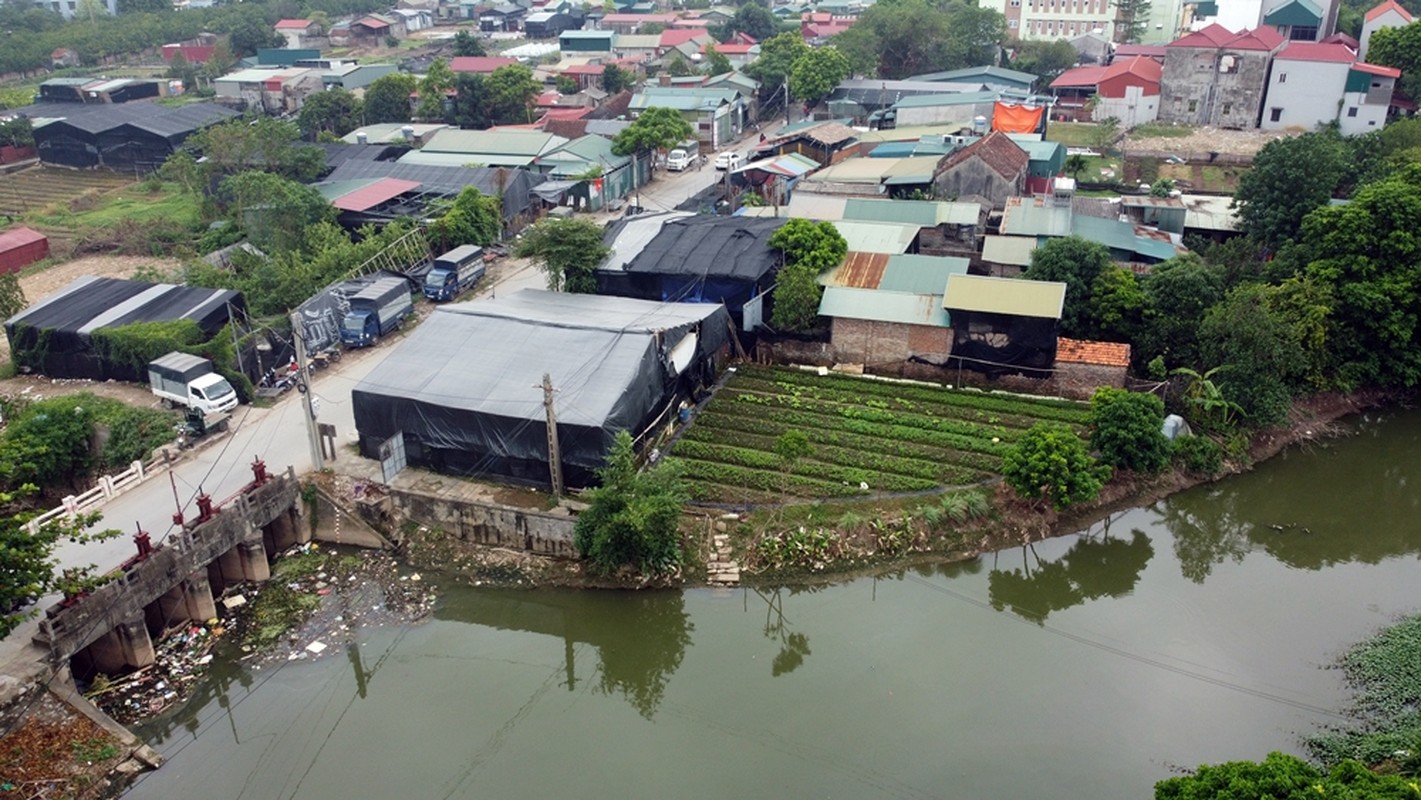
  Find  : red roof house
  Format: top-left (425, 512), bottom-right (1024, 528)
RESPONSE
top-left (450, 56), bottom-right (518, 74)
top-left (0, 227), bottom-right (49, 275)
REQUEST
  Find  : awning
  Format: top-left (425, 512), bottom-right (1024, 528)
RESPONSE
top-left (532, 179), bottom-right (581, 202)
top-left (331, 178), bottom-right (421, 212)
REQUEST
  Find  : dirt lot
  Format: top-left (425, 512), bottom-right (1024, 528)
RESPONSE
top-left (1, 255), bottom-right (185, 366)
top-left (1125, 126), bottom-right (1292, 156)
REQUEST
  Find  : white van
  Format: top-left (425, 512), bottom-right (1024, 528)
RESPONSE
top-left (666, 148), bottom-right (692, 171)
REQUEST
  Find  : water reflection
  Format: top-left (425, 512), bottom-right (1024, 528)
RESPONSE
top-left (435, 588), bottom-right (691, 719)
top-left (1163, 412), bottom-right (1421, 579)
top-left (987, 528), bottom-right (1154, 624)
top-left (135, 650), bottom-right (255, 745)
top-left (752, 587), bottom-right (814, 677)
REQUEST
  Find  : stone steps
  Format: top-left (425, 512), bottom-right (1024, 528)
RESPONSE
top-left (706, 523), bottom-right (740, 587)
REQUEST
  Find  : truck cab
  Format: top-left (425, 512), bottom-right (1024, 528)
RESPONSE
top-left (147, 352), bottom-right (239, 415)
top-left (666, 149), bottom-right (692, 171)
top-left (423, 245), bottom-right (485, 302)
top-left (340, 309), bottom-right (380, 348)
top-left (339, 276), bottom-right (414, 348)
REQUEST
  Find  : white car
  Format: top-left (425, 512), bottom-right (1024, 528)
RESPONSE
top-left (714, 151), bottom-right (742, 171)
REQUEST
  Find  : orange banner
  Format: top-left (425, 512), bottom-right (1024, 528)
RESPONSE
top-left (991, 102), bottom-right (1045, 134)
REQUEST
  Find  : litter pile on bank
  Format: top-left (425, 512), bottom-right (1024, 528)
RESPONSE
top-left (87, 620), bottom-right (224, 725)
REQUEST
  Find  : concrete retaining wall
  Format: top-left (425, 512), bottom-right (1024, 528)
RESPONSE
top-left (388, 488), bottom-right (577, 558)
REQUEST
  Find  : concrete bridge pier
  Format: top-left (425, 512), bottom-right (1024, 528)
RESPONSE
top-left (82, 616), bottom-right (156, 675)
top-left (148, 572), bottom-right (218, 632)
top-left (216, 538), bottom-right (271, 583)
top-left (263, 507), bottom-right (308, 554)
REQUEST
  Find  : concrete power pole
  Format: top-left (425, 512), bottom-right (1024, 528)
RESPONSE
top-left (541, 373), bottom-right (563, 497)
top-left (290, 312), bottom-right (325, 472)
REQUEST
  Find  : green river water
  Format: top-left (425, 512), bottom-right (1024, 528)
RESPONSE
top-left (128, 408), bottom-right (1421, 799)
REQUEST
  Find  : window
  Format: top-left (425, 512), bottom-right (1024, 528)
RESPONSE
top-left (1188, 99), bottom-right (1198, 112)
top-left (1009, 18), bottom-right (1018, 27)
top-left (1222, 102), bottom-right (1232, 115)
top-left (1219, 54), bottom-right (1237, 73)
top-left (1278, 73), bottom-right (1286, 83)
top-left (1289, 25), bottom-right (1317, 40)
top-left (1270, 107), bottom-right (1283, 122)
top-left (1347, 107), bottom-right (1358, 117)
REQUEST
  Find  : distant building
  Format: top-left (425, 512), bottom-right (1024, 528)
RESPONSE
top-left (274, 19), bottom-right (321, 49)
top-left (980, 0), bottom-right (1114, 42)
top-left (1049, 55), bottom-right (1163, 127)
top-left (1260, 41), bottom-right (1398, 135)
top-left (1360, 0), bottom-right (1412, 60)
top-left (450, 56), bottom-right (519, 74)
top-left (38, 0), bottom-right (116, 21)
top-left (1158, 24), bottom-right (1285, 128)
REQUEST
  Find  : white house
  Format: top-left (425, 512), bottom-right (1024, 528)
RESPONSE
top-left (1261, 41), bottom-right (1399, 135)
top-left (274, 19), bottom-right (320, 49)
top-left (1360, 0), bottom-right (1412, 60)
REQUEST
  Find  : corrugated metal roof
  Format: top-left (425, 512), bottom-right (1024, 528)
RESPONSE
top-left (943, 274), bottom-right (1065, 319)
top-left (734, 151), bottom-right (819, 177)
top-left (833, 221), bottom-right (919, 254)
top-left (821, 251), bottom-right (887, 288)
top-left (879, 254), bottom-right (969, 294)
top-left (1000, 197), bottom-right (1073, 237)
top-left (981, 235), bottom-right (1038, 266)
top-left (1179, 193), bottom-right (1239, 231)
top-left (843, 197), bottom-right (980, 227)
top-left (399, 149), bottom-right (536, 167)
top-left (330, 177), bottom-right (421, 212)
top-left (342, 123), bottom-right (448, 144)
top-left (316, 178), bottom-right (380, 201)
top-left (422, 129), bottom-right (568, 157)
top-left (0, 226), bottom-right (46, 250)
top-left (1072, 215), bottom-right (1179, 261)
top-left (614, 34), bottom-right (661, 47)
top-left (785, 193), bottom-right (848, 219)
top-left (819, 286), bottom-right (952, 327)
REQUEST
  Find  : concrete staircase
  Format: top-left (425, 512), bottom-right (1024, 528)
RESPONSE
top-left (706, 520), bottom-right (740, 587)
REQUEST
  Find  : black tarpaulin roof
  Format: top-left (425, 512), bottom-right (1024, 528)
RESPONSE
top-left (352, 289), bottom-right (729, 487)
top-left (4, 276), bottom-right (243, 380)
top-left (618, 215), bottom-right (787, 281)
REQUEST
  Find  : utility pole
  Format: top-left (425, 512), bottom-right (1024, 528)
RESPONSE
top-left (290, 311), bottom-right (325, 472)
top-left (541, 373), bottom-right (563, 497)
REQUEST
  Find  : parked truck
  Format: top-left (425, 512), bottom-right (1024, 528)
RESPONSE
top-left (665, 140), bottom-right (700, 171)
top-left (340, 277), bottom-right (414, 348)
top-left (423, 245), bottom-right (486, 302)
top-left (147, 352), bottom-right (239, 415)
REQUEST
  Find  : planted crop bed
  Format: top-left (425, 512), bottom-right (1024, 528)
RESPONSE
top-left (673, 365), bottom-right (1090, 503)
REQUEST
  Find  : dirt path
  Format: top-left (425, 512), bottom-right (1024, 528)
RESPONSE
top-left (1, 254), bottom-right (184, 365)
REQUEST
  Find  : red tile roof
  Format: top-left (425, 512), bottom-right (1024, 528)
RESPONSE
top-left (560, 63), bottom-right (608, 75)
top-left (1055, 337), bottom-right (1131, 368)
top-left (1105, 55), bottom-right (1163, 83)
top-left (1365, 0), bottom-right (1413, 23)
top-left (709, 43), bottom-right (756, 55)
top-left (1168, 24), bottom-right (1283, 51)
top-left (0, 226), bottom-right (47, 250)
top-left (1354, 60), bottom-right (1403, 77)
top-left (333, 178), bottom-right (420, 212)
top-left (1277, 41), bottom-right (1359, 62)
top-left (1322, 31), bottom-right (1360, 48)
top-left (1114, 44), bottom-right (1168, 59)
top-left (1228, 26), bottom-right (1285, 51)
top-left (1169, 23), bottom-right (1237, 48)
top-left (1050, 65), bottom-right (1108, 89)
top-left (451, 56), bottom-right (518, 73)
top-left (275, 18), bottom-right (313, 29)
top-left (941, 131), bottom-right (1029, 180)
top-left (659, 29), bottom-right (706, 48)
top-left (601, 12), bottom-right (677, 24)
top-left (355, 15), bottom-right (391, 29)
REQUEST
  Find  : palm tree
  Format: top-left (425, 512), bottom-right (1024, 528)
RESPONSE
top-left (1065, 153), bottom-right (1089, 181)
top-left (1172, 366), bottom-right (1244, 431)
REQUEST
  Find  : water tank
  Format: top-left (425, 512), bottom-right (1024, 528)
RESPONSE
top-left (972, 115), bottom-right (988, 133)
top-left (356, 132), bottom-right (368, 144)
top-left (401, 125), bottom-right (415, 140)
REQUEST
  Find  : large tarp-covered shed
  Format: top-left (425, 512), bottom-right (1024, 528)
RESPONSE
top-left (596, 215), bottom-right (787, 325)
top-left (353, 289), bottom-right (730, 488)
top-left (30, 102), bottom-right (238, 171)
top-left (4, 276), bottom-right (244, 381)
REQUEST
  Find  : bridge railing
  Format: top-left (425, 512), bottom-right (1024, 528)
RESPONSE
top-left (24, 451), bottom-right (174, 536)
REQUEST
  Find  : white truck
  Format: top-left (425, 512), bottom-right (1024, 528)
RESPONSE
top-left (147, 352), bottom-right (239, 415)
top-left (665, 140), bottom-right (700, 171)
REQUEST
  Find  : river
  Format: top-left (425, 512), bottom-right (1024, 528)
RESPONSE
top-left (127, 409), bottom-right (1421, 800)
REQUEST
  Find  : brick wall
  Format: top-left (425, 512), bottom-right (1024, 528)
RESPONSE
top-left (829, 318), bottom-right (953, 366)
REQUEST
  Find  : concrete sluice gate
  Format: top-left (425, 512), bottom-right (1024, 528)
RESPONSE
top-left (37, 461), bottom-right (307, 681)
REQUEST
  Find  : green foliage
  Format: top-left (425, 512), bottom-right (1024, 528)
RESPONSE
top-left (1010, 39), bottom-right (1078, 84)
top-left (452, 72), bottom-right (490, 129)
top-left (417, 57), bottom-right (455, 121)
top-left (1090, 117), bottom-right (1121, 150)
top-left (428, 186), bottom-right (501, 252)
top-left (1001, 422), bottom-right (1107, 510)
top-left (1087, 264), bottom-right (1147, 342)
top-left (703, 44), bottom-right (733, 76)
top-left (612, 106), bottom-right (695, 157)
top-left (768, 217), bottom-right (848, 271)
top-left (1064, 152), bottom-right (1088, 180)
top-left (513, 217), bottom-right (610, 293)
top-left (789, 46), bottom-right (850, 105)
top-left (1149, 178), bottom-right (1175, 197)
top-left (833, 0), bottom-right (1006, 79)
top-left (1137, 254), bottom-right (1223, 370)
top-left (1113, 0), bottom-right (1152, 43)
top-left (227, 11), bottom-right (284, 55)
top-left (1198, 283), bottom-right (1304, 426)
top-left (575, 431), bottom-right (688, 577)
top-left (1172, 366), bottom-right (1244, 432)
top-left (0, 393), bottom-right (173, 490)
top-left (769, 264), bottom-right (823, 332)
top-left (182, 116), bottom-right (324, 182)
top-left (1024, 236), bottom-right (1112, 338)
top-left (1367, 21), bottom-right (1421, 102)
top-left (601, 63), bottom-right (630, 94)
top-left (363, 72), bottom-right (417, 124)
top-left (1298, 164), bottom-right (1421, 389)
top-left (773, 429), bottom-right (813, 465)
top-left (1172, 435), bottom-right (1222, 476)
top-left (1233, 130), bottom-right (1348, 248)
top-left (0, 117), bottom-right (34, 149)
top-left (717, 1), bottom-right (777, 43)
top-left (1307, 613), bottom-right (1421, 772)
top-left (296, 87), bottom-right (363, 139)
top-left (0, 274), bottom-right (25, 323)
top-left (1156, 752), bottom-right (1420, 799)
top-left (555, 74), bottom-right (579, 94)
top-left (90, 319), bottom-right (204, 376)
top-left (484, 63), bottom-right (541, 124)
top-left (452, 29), bottom-right (486, 57)
top-left (1089, 388), bottom-right (1171, 474)
top-left (745, 31), bottom-right (810, 94)
top-left (219, 171), bottom-right (335, 254)
top-left (1, 485), bottom-right (117, 639)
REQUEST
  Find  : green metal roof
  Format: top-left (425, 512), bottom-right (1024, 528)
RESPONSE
top-left (909, 66), bottom-right (1039, 90)
top-left (548, 134), bottom-right (630, 166)
top-left (422, 129), bottom-right (569, 157)
top-left (981, 235), bottom-right (1038, 267)
top-left (879, 254), bottom-right (970, 294)
top-left (843, 198), bottom-right (980, 227)
top-left (833, 221), bottom-right (921, 254)
top-left (818, 286), bottom-right (953, 327)
top-left (892, 91), bottom-right (999, 109)
top-left (1000, 201), bottom-right (1073, 237)
top-left (315, 178), bottom-right (380, 201)
top-left (943, 274), bottom-right (1065, 319)
top-left (1263, 0), bottom-right (1321, 26)
top-left (1004, 134), bottom-right (1065, 166)
top-left (1071, 215), bottom-right (1179, 261)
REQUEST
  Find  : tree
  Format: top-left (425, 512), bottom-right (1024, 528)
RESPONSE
top-left (601, 63), bottom-right (630, 94)
top-left (1089, 387), bottom-right (1171, 474)
top-left (1089, 116), bottom-right (1120, 150)
top-left (0, 273), bottom-right (25, 324)
top-left (451, 29), bottom-right (487, 57)
top-left (768, 217), bottom-right (848, 271)
top-left (297, 87), bottom-right (363, 139)
top-left (226, 11), bottom-right (283, 57)
top-left (1112, 0), bottom-right (1152, 44)
top-left (1366, 21), bottom-right (1421, 101)
top-left (1023, 236), bottom-right (1112, 338)
top-left (1171, 366), bottom-right (1244, 432)
top-left (183, 116), bottom-right (324, 182)
top-left (574, 430), bottom-right (687, 577)
top-left (417, 57), bottom-right (455, 122)
top-left (1087, 264), bottom-right (1148, 342)
top-left (2, 490), bottom-right (118, 639)
top-left (1011, 39), bottom-right (1078, 85)
top-left (664, 52), bottom-right (694, 77)
top-left (1232, 130), bottom-right (1347, 249)
top-left (1149, 178), bottom-right (1175, 197)
top-left (485, 63), bottom-right (541, 124)
top-left (452, 72), bottom-right (490, 129)
top-left (1137, 254), bottom-right (1223, 370)
top-left (118, 0), bottom-right (169, 12)
top-left (219, 171), bottom-right (334, 254)
top-left (718, 1), bottom-right (777, 43)
top-left (1198, 283), bottom-right (1304, 427)
top-left (612, 106), bottom-right (695, 158)
top-left (834, 0), bottom-right (1005, 79)
top-left (555, 75), bottom-right (579, 94)
top-left (769, 264), bottom-right (824, 332)
top-left (789, 46), bottom-right (851, 107)
top-left (745, 32), bottom-right (810, 96)
top-left (1002, 423), bottom-right (1108, 510)
top-left (703, 44), bottom-right (733, 76)
top-left (427, 186), bottom-right (502, 252)
top-left (514, 217), bottom-right (611, 293)
top-left (1155, 752), bottom-right (1419, 800)
top-left (364, 73), bottom-right (417, 125)
top-left (75, 0), bottom-right (107, 23)
top-left (1064, 152), bottom-right (1088, 180)
top-left (166, 51), bottom-right (199, 92)
top-left (773, 429), bottom-right (813, 496)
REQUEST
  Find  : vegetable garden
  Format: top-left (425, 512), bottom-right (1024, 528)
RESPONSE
top-left (671, 365), bottom-right (1091, 504)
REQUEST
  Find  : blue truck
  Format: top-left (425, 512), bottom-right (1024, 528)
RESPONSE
top-left (422, 245), bottom-right (486, 302)
top-left (340, 277), bottom-right (414, 348)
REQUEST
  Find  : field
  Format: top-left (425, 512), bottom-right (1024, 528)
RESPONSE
top-left (672, 365), bottom-right (1091, 504)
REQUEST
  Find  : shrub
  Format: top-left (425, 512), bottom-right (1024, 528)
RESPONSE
top-left (1089, 387), bottom-right (1171, 474)
top-left (1001, 423), bottom-right (1108, 510)
top-left (1173, 435), bottom-right (1222, 476)
top-left (575, 431), bottom-right (688, 577)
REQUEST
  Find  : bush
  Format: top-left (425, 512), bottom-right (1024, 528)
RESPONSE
top-left (1002, 423), bottom-right (1108, 510)
top-left (1172, 435), bottom-right (1222, 476)
top-left (1089, 387), bottom-right (1171, 474)
top-left (574, 431), bottom-right (688, 577)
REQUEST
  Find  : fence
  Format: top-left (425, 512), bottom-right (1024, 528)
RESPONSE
top-left (24, 450), bottom-right (174, 536)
